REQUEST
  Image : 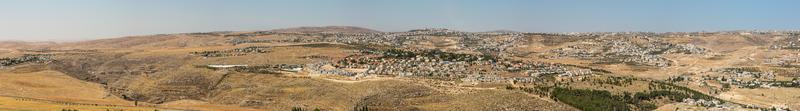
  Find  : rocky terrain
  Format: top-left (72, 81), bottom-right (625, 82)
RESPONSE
top-left (1, 26), bottom-right (799, 111)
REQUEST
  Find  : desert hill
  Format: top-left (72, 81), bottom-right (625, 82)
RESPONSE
top-left (270, 26), bottom-right (381, 33)
top-left (1, 29), bottom-right (799, 110)
top-left (484, 29), bottom-right (520, 33)
top-left (0, 41), bottom-right (57, 49)
top-left (15, 26), bottom-right (380, 49)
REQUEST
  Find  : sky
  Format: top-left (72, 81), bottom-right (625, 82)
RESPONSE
top-left (1, 0), bottom-right (799, 41)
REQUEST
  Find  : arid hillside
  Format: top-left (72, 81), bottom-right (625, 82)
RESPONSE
top-left (1, 27), bottom-right (799, 111)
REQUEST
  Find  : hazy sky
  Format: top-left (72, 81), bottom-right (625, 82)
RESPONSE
top-left (1, 0), bottom-right (799, 41)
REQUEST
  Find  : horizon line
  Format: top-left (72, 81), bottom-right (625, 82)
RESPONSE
top-left (3, 26), bottom-right (800, 43)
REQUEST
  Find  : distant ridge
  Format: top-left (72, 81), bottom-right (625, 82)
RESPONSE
top-left (270, 26), bottom-right (381, 33)
top-left (484, 29), bottom-right (520, 33)
top-left (0, 41), bottom-right (57, 49)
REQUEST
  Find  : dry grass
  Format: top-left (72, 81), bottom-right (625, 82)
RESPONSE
top-left (162, 100), bottom-right (263, 111)
top-left (0, 96), bottom-right (173, 111)
top-left (0, 70), bottom-right (131, 105)
top-left (0, 70), bottom-right (183, 111)
top-left (718, 88), bottom-right (800, 109)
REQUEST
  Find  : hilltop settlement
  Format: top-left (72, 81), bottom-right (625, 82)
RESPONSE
top-left (1, 26), bottom-right (800, 111)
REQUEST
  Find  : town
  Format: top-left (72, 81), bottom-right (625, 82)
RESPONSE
top-left (3, 28), bottom-right (800, 111)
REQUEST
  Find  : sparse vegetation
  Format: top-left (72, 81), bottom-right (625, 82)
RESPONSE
top-left (1, 27), bottom-right (797, 110)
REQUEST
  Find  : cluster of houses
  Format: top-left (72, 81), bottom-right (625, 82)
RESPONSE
top-left (770, 36), bottom-right (800, 50)
top-left (678, 98), bottom-right (772, 110)
top-left (682, 98), bottom-right (723, 107)
top-left (546, 36), bottom-right (708, 67)
top-left (305, 61), bottom-right (359, 77)
top-left (204, 64), bottom-right (303, 74)
top-left (681, 97), bottom-right (789, 111)
top-left (190, 46), bottom-right (271, 57)
top-left (303, 48), bottom-right (592, 83)
top-left (226, 29), bottom-right (527, 56)
top-left (0, 54), bottom-right (52, 67)
top-left (458, 33), bottom-right (527, 55)
top-left (762, 53), bottom-right (800, 67)
top-left (700, 67), bottom-right (797, 89)
top-left (224, 31), bottom-right (274, 38)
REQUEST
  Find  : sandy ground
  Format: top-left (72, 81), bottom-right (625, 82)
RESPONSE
top-left (0, 70), bottom-right (131, 105)
top-left (718, 88), bottom-right (800, 109)
top-left (0, 70), bottom-right (183, 110)
top-left (0, 70), bottom-right (273, 111)
top-left (161, 100), bottom-right (263, 111)
top-left (0, 96), bottom-right (174, 111)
